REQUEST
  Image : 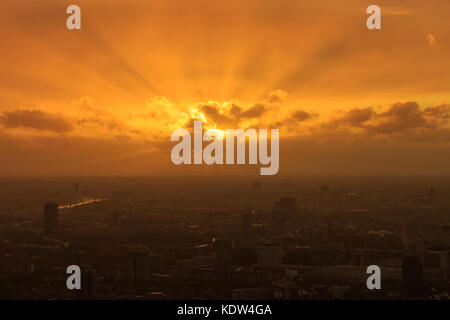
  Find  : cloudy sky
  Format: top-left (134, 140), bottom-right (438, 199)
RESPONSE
top-left (1, 0), bottom-right (450, 176)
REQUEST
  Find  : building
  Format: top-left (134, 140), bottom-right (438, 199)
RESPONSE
top-left (232, 246), bottom-right (257, 266)
top-left (257, 243), bottom-right (282, 267)
top-left (212, 238), bottom-right (234, 251)
top-left (44, 202), bottom-right (58, 235)
top-left (148, 252), bottom-right (167, 273)
top-left (128, 248), bottom-right (151, 283)
top-left (284, 246), bottom-right (337, 266)
top-left (278, 197), bottom-right (296, 211)
top-left (80, 266), bottom-right (97, 300)
top-left (440, 250), bottom-right (450, 281)
top-left (272, 197), bottom-right (297, 223)
top-left (242, 211), bottom-right (252, 236)
top-left (253, 182), bottom-right (262, 192)
top-left (232, 288), bottom-right (270, 300)
top-left (429, 187), bottom-right (435, 206)
top-left (402, 255), bottom-right (424, 298)
top-left (424, 249), bottom-right (441, 268)
top-left (434, 224), bottom-right (450, 245)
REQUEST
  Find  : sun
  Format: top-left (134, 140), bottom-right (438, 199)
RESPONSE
top-left (205, 128), bottom-right (226, 140)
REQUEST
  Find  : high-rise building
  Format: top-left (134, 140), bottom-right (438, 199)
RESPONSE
top-left (257, 242), bottom-right (282, 267)
top-left (429, 187), bottom-right (435, 206)
top-left (253, 181), bottom-right (262, 192)
top-left (282, 182), bottom-right (292, 189)
top-left (44, 202), bottom-right (58, 235)
top-left (212, 238), bottom-right (234, 251)
top-left (242, 212), bottom-right (252, 236)
top-left (327, 217), bottom-right (333, 242)
top-left (279, 198), bottom-right (296, 212)
top-left (80, 266), bottom-right (97, 300)
top-left (434, 223), bottom-right (450, 244)
top-left (272, 197), bottom-right (296, 223)
top-left (241, 203), bottom-right (253, 236)
top-left (440, 250), bottom-right (450, 281)
top-left (128, 248), bottom-right (151, 282)
top-left (232, 246), bottom-right (257, 266)
top-left (284, 246), bottom-right (336, 265)
top-left (402, 255), bottom-right (424, 298)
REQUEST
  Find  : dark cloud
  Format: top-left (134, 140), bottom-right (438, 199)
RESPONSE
top-left (333, 107), bottom-right (375, 127)
top-left (77, 116), bottom-right (127, 132)
top-left (267, 90), bottom-right (290, 103)
top-left (3, 100), bottom-right (450, 176)
top-left (76, 103), bottom-right (138, 135)
top-left (198, 102), bottom-right (269, 127)
top-left (424, 103), bottom-right (450, 119)
top-left (0, 109), bottom-right (73, 133)
top-left (240, 103), bottom-right (268, 119)
top-left (199, 104), bottom-right (235, 127)
top-left (291, 110), bottom-right (316, 122)
top-left (367, 102), bottom-right (434, 134)
top-left (269, 109), bottom-right (317, 129)
top-left (315, 101), bottom-right (450, 142)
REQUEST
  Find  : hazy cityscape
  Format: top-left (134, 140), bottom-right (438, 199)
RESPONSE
top-left (1, 175), bottom-right (449, 300)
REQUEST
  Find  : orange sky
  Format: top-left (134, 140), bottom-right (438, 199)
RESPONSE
top-left (1, 0), bottom-right (450, 176)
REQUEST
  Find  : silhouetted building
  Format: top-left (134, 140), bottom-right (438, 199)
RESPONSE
top-left (128, 249), bottom-right (151, 282)
top-left (328, 217), bottom-right (333, 242)
top-left (434, 224), bottom-right (450, 244)
top-left (241, 205), bottom-right (253, 236)
top-left (424, 249), bottom-right (441, 268)
top-left (282, 182), bottom-right (292, 189)
top-left (429, 187), bottom-right (435, 204)
top-left (272, 197), bottom-right (296, 223)
top-left (233, 288), bottom-right (270, 300)
top-left (284, 246), bottom-right (337, 265)
top-left (232, 246), bottom-right (257, 266)
top-left (148, 253), bottom-right (168, 273)
top-left (80, 266), bottom-right (97, 300)
top-left (253, 182), bottom-right (262, 192)
top-left (402, 255), bottom-right (424, 298)
top-left (257, 243), bottom-right (282, 267)
top-left (212, 238), bottom-right (234, 251)
top-left (279, 197), bottom-right (296, 211)
top-left (43, 202), bottom-right (58, 235)
top-left (440, 250), bottom-right (450, 281)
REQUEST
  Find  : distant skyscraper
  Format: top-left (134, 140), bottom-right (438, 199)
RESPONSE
top-left (327, 217), bottom-right (333, 242)
top-left (440, 251), bottom-right (450, 281)
top-left (241, 205), bottom-right (253, 236)
top-left (80, 266), bottom-right (97, 300)
top-left (44, 202), bottom-right (58, 235)
top-left (429, 187), bottom-right (435, 206)
top-left (272, 197), bottom-right (296, 223)
top-left (232, 246), bottom-right (257, 266)
top-left (257, 242), bottom-right (282, 267)
top-left (253, 181), bottom-right (262, 192)
top-left (279, 197), bottom-right (296, 211)
top-left (128, 249), bottom-right (151, 283)
top-left (282, 182), bottom-right (292, 189)
top-left (402, 255), bottom-right (424, 298)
